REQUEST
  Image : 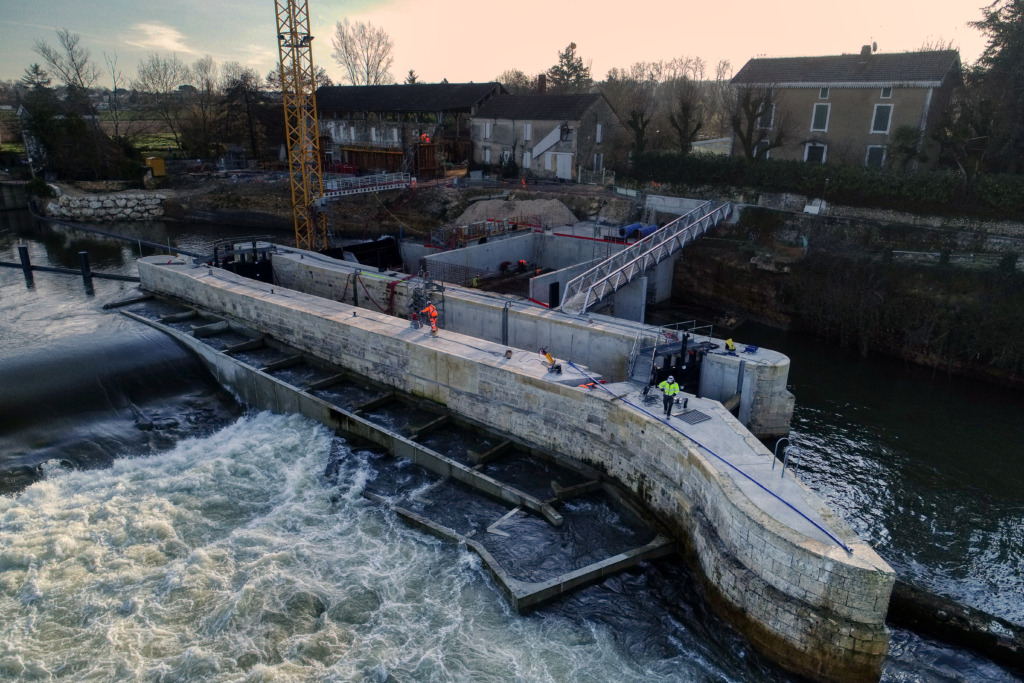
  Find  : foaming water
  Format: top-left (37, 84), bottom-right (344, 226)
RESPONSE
top-left (0, 413), bottom-right (783, 682)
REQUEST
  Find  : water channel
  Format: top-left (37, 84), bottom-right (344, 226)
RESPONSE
top-left (1, 208), bottom-right (1020, 682)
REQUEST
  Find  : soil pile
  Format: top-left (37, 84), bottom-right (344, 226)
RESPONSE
top-left (449, 199), bottom-right (578, 228)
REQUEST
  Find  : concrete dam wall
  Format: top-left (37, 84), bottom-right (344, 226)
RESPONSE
top-left (270, 248), bottom-right (795, 439)
top-left (138, 256), bottom-right (894, 683)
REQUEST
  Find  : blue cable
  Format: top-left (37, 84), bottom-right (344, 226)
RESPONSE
top-left (566, 361), bottom-right (853, 553)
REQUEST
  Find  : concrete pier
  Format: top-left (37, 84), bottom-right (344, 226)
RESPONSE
top-left (136, 255), bottom-right (895, 683)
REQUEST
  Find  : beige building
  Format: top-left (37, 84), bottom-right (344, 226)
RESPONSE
top-left (730, 47), bottom-right (961, 168)
top-left (470, 93), bottom-right (623, 180)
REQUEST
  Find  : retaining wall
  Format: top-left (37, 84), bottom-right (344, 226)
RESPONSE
top-left (138, 255), bottom-right (895, 683)
top-left (45, 192), bottom-right (165, 221)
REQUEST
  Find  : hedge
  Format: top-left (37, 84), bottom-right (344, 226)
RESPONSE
top-left (630, 152), bottom-right (1024, 217)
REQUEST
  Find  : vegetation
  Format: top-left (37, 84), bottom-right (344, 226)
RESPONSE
top-left (631, 151), bottom-right (1024, 216)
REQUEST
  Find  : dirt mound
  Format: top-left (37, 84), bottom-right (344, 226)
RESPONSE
top-left (449, 198), bottom-right (577, 228)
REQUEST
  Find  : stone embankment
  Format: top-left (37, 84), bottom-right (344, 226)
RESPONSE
top-left (45, 193), bottom-right (165, 222)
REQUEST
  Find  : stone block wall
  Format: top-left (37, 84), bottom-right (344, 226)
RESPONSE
top-left (45, 193), bottom-right (165, 222)
top-left (139, 257), bottom-right (894, 683)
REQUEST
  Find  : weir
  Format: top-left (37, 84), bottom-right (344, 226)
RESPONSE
top-left (134, 254), bottom-right (896, 683)
top-left (119, 301), bottom-right (675, 611)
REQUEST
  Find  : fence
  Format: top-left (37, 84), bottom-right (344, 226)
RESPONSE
top-left (418, 259), bottom-right (489, 286)
top-left (429, 214), bottom-right (545, 251)
top-left (577, 168), bottom-right (615, 186)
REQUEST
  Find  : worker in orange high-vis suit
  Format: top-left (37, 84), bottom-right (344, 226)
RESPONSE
top-left (421, 301), bottom-right (439, 336)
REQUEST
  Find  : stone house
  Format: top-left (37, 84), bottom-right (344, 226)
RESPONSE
top-left (730, 47), bottom-right (961, 168)
top-left (315, 82), bottom-right (505, 176)
top-left (469, 93), bottom-right (624, 179)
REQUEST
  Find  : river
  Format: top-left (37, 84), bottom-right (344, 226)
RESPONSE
top-left (1, 209), bottom-right (1020, 682)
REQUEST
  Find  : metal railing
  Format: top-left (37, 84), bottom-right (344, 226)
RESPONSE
top-left (560, 201), bottom-right (731, 314)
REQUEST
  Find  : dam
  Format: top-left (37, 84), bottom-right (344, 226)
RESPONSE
top-left (132, 241), bottom-right (895, 683)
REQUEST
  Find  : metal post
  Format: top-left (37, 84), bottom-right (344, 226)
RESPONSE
top-left (773, 437), bottom-right (790, 469)
top-left (17, 245), bottom-right (31, 273)
top-left (78, 251), bottom-right (92, 281)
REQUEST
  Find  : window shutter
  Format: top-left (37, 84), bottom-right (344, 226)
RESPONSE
top-left (524, 123), bottom-right (531, 141)
top-left (596, 124), bottom-right (602, 143)
top-left (523, 152), bottom-right (531, 168)
top-left (371, 127), bottom-right (376, 142)
top-left (393, 129), bottom-right (398, 143)
top-left (484, 122), bottom-right (491, 139)
top-left (544, 153), bottom-right (551, 170)
top-left (484, 148), bottom-right (491, 163)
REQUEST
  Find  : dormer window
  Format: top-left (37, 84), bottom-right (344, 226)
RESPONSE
top-left (819, 87), bottom-right (829, 99)
top-left (881, 87), bottom-right (892, 99)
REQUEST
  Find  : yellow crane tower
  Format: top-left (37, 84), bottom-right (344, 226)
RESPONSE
top-left (274, 0), bottom-right (329, 252)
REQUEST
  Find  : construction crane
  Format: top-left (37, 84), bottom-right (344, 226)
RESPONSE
top-left (274, 0), bottom-right (329, 252)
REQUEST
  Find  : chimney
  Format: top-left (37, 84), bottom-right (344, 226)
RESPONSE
top-left (538, 73), bottom-right (546, 95)
top-left (859, 45), bottom-right (872, 63)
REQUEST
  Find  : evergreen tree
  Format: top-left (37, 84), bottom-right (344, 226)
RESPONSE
top-left (21, 64), bottom-right (51, 90)
top-left (970, 0), bottom-right (1024, 172)
top-left (547, 43), bottom-right (592, 93)
top-left (405, 69), bottom-right (418, 84)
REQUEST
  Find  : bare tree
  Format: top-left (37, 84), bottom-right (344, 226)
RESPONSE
top-left (331, 19), bottom-right (395, 86)
top-left (134, 53), bottom-right (190, 154)
top-left (265, 63), bottom-right (332, 91)
top-left (103, 52), bottom-right (137, 145)
top-left (602, 63), bottom-right (662, 154)
top-left (665, 59), bottom-right (708, 153)
top-left (495, 69), bottom-right (538, 94)
top-left (178, 55), bottom-right (219, 157)
top-left (726, 84), bottom-right (795, 160)
top-left (33, 29), bottom-right (100, 90)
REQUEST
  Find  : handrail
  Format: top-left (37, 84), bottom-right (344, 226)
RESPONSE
top-left (566, 361), bottom-right (853, 553)
top-left (559, 200), bottom-right (714, 311)
top-left (569, 203), bottom-right (731, 314)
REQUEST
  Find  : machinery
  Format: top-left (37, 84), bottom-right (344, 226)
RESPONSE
top-left (274, 0), bottom-right (414, 254)
top-left (274, 0), bottom-right (328, 252)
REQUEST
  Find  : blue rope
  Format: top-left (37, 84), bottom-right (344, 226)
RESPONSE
top-left (566, 362), bottom-right (853, 553)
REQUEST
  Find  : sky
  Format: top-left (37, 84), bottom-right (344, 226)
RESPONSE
top-left (0, 0), bottom-right (990, 88)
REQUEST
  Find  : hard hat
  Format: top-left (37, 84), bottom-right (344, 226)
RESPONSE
top-left (667, 376), bottom-right (674, 382)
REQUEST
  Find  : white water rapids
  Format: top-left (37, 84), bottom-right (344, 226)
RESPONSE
top-left (0, 412), bottom-right (722, 683)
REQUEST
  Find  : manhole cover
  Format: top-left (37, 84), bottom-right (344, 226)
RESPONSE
top-left (677, 410), bottom-right (711, 425)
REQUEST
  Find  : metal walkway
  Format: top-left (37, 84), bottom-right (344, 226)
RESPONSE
top-left (319, 172), bottom-right (412, 201)
top-left (559, 201), bottom-right (732, 314)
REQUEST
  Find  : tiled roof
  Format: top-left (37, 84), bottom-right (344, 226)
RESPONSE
top-left (315, 82), bottom-right (504, 112)
top-left (731, 50), bottom-right (960, 86)
top-left (473, 94), bottom-right (603, 121)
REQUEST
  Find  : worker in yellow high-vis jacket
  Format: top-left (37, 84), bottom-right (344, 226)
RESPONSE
top-left (657, 375), bottom-right (680, 418)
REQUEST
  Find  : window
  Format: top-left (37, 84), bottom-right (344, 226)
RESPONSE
top-left (392, 128), bottom-right (399, 143)
top-left (594, 153), bottom-right (604, 171)
top-left (484, 148), bottom-right (491, 163)
top-left (484, 121), bottom-right (491, 139)
top-left (819, 87), bottom-right (829, 99)
top-left (757, 104), bottom-right (775, 130)
top-left (865, 145), bottom-right (886, 167)
top-left (524, 122), bottom-right (531, 141)
top-left (596, 123), bottom-right (603, 143)
top-left (753, 141), bottom-right (771, 159)
top-left (881, 87), bottom-right (892, 99)
top-left (522, 151), bottom-right (531, 168)
top-left (804, 143), bottom-right (827, 163)
top-left (544, 152), bottom-right (552, 170)
top-left (871, 104), bottom-right (893, 134)
top-left (811, 103), bottom-right (830, 132)
top-left (501, 150), bottom-right (510, 165)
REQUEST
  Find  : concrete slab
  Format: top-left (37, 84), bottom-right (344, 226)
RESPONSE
top-left (601, 381), bottom-right (841, 547)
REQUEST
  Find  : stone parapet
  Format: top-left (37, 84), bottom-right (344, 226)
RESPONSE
top-left (138, 257), bottom-right (894, 683)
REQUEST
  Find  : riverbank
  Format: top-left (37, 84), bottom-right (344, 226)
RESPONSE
top-left (672, 207), bottom-right (1024, 390)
